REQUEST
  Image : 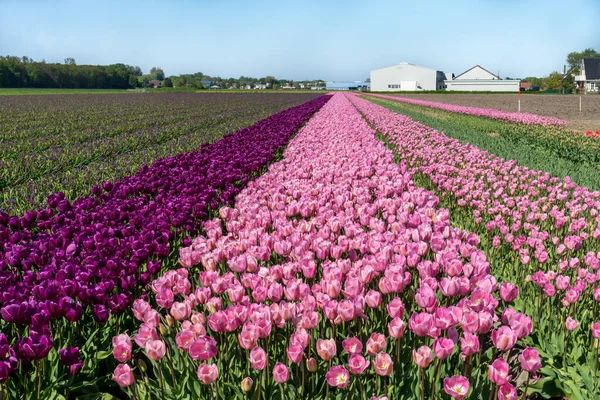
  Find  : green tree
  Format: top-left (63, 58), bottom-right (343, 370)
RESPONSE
top-left (149, 67), bottom-right (165, 81)
top-left (162, 77), bottom-right (173, 87)
top-left (567, 48), bottom-right (600, 73)
top-left (64, 57), bottom-right (76, 65)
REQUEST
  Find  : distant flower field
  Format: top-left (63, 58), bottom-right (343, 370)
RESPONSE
top-left (0, 92), bottom-right (323, 214)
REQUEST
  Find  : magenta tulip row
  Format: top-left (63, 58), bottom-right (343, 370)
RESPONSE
top-left (112, 93), bottom-right (538, 399)
top-left (366, 93), bottom-right (567, 127)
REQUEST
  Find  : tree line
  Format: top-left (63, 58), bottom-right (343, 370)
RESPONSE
top-left (0, 56), bottom-right (325, 90)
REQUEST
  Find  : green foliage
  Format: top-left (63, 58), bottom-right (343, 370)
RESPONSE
top-left (545, 71), bottom-right (575, 91)
top-left (567, 48), bottom-right (600, 73)
top-left (0, 55), bottom-right (142, 89)
top-left (149, 67), bottom-right (165, 81)
top-left (162, 77), bottom-right (173, 88)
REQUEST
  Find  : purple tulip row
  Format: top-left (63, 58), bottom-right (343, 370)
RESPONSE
top-left (366, 93), bottom-right (567, 127)
top-left (0, 95), bottom-right (330, 369)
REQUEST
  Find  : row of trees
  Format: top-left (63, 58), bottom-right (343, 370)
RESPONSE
top-left (0, 56), bottom-right (324, 90)
top-left (0, 56), bottom-right (144, 89)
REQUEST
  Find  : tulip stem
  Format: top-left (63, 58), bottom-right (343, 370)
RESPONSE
top-left (157, 362), bottom-right (166, 400)
top-left (521, 373), bottom-right (530, 400)
top-left (430, 358), bottom-right (442, 399)
top-left (36, 360), bottom-right (41, 400)
top-left (594, 345), bottom-right (598, 389)
top-left (487, 384), bottom-right (496, 400)
top-left (420, 367), bottom-right (425, 400)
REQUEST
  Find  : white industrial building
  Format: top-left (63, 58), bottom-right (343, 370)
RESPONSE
top-left (445, 65), bottom-right (520, 92)
top-left (370, 62), bottom-right (448, 91)
top-left (371, 62), bottom-right (519, 92)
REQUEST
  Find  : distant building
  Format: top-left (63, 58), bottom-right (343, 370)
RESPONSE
top-left (370, 62), bottom-right (446, 91)
top-left (201, 80), bottom-right (215, 89)
top-left (575, 58), bottom-right (600, 93)
top-left (325, 81), bottom-right (370, 91)
top-left (255, 83), bottom-right (268, 89)
top-left (445, 65), bottom-right (519, 92)
top-left (148, 80), bottom-right (161, 88)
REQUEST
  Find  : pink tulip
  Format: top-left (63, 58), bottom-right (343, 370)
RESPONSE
top-left (316, 338), bottom-right (337, 361)
top-left (134, 323), bottom-right (159, 348)
top-left (175, 330), bottom-right (196, 350)
top-left (460, 332), bottom-right (480, 357)
top-left (272, 362), bottom-right (289, 384)
top-left (499, 282), bottom-right (519, 302)
top-left (156, 289), bottom-right (175, 308)
top-left (409, 312), bottom-right (433, 337)
top-left (306, 357), bottom-right (317, 372)
top-left (170, 301), bottom-right (191, 321)
top-left (112, 334), bottom-right (132, 363)
top-left (491, 326), bottom-right (517, 351)
top-left (365, 290), bottom-right (382, 308)
top-left (443, 375), bottom-right (470, 399)
top-left (189, 336), bottom-right (218, 360)
top-left (326, 365), bottom-right (350, 389)
top-left (145, 340), bottom-right (166, 361)
top-left (373, 352), bottom-right (393, 376)
top-left (519, 348), bottom-right (541, 373)
top-left (287, 344), bottom-right (304, 363)
top-left (509, 313), bottom-right (532, 339)
top-left (488, 358), bottom-right (510, 385)
top-left (592, 322), bottom-right (600, 339)
top-left (197, 363), bottom-right (218, 385)
top-left (388, 317), bottom-right (406, 339)
top-left (386, 297), bottom-right (405, 318)
top-left (342, 337), bottom-right (363, 354)
top-left (566, 317), bottom-right (580, 331)
top-left (112, 363), bottom-right (135, 387)
top-left (348, 354), bottom-right (369, 374)
top-left (366, 333), bottom-right (387, 355)
top-left (250, 346), bottom-right (267, 370)
top-left (433, 337), bottom-right (454, 360)
top-left (497, 383), bottom-right (518, 400)
top-left (412, 345), bottom-right (433, 368)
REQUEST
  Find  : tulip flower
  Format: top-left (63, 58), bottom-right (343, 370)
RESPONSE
top-left (197, 364), bottom-right (218, 385)
top-left (412, 346), bottom-right (433, 368)
top-left (443, 375), bottom-right (470, 399)
top-left (487, 358), bottom-right (510, 385)
top-left (326, 365), bottom-right (350, 389)
top-left (519, 348), bottom-right (541, 373)
top-left (316, 339), bottom-right (337, 361)
top-left (272, 362), bottom-right (289, 384)
top-left (112, 364), bottom-right (135, 387)
top-left (373, 352), bottom-right (393, 376)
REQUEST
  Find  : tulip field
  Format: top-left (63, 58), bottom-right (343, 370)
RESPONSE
top-left (1, 90), bottom-right (600, 400)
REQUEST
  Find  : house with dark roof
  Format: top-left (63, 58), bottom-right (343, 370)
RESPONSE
top-left (575, 58), bottom-right (600, 93)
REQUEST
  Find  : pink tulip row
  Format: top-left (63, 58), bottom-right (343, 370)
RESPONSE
top-left (366, 93), bottom-right (567, 127)
top-left (111, 93), bottom-right (540, 398)
top-left (349, 93), bottom-right (600, 376)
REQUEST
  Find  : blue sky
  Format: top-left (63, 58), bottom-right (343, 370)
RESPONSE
top-left (1, 0), bottom-right (599, 81)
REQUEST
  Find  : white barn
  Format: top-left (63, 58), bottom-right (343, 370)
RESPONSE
top-left (445, 65), bottom-right (519, 92)
top-left (370, 62), bottom-right (448, 91)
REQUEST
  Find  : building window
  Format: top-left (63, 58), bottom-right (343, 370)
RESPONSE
top-left (591, 82), bottom-right (596, 90)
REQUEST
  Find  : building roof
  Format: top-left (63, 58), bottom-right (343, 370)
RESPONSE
top-left (148, 80), bottom-right (161, 87)
top-left (454, 65), bottom-right (500, 80)
top-left (372, 62), bottom-right (438, 72)
top-left (583, 58), bottom-right (600, 80)
top-left (520, 82), bottom-right (532, 89)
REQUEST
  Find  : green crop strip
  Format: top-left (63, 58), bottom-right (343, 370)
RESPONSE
top-left (363, 96), bottom-right (600, 191)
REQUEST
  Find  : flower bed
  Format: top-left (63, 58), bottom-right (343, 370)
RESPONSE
top-left (112, 93), bottom-right (535, 399)
top-left (350, 93), bottom-right (600, 398)
top-left (0, 95), bottom-right (329, 395)
top-left (366, 93), bottom-right (567, 127)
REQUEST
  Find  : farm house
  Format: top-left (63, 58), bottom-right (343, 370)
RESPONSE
top-left (370, 62), bottom-right (449, 91)
top-left (575, 58), bottom-right (600, 93)
top-left (445, 65), bottom-right (520, 92)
